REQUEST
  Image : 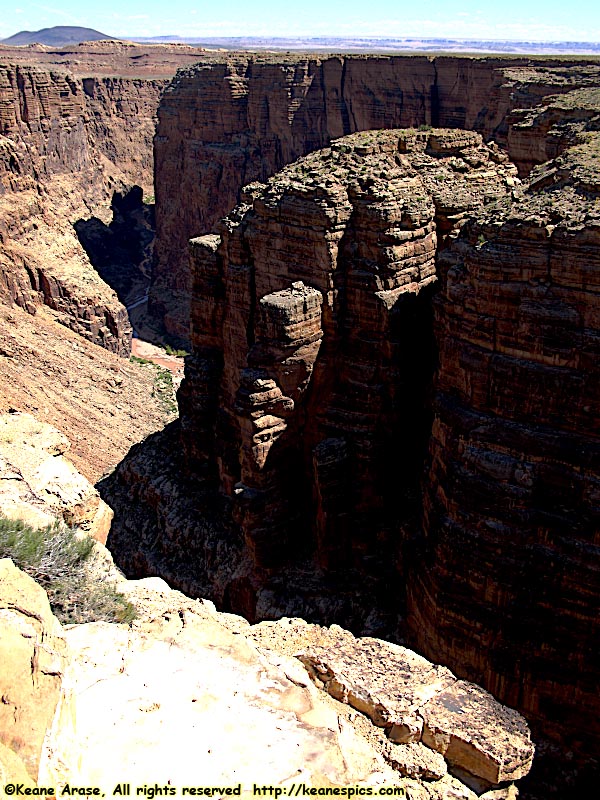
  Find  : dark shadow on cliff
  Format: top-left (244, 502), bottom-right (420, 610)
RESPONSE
top-left (75, 186), bottom-right (169, 343)
top-left (97, 420), bottom-right (238, 599)
top-left (96, 418), bottom-right (410, 641)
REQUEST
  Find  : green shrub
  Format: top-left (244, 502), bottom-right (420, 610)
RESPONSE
top-left (152, 365), bottom-right (177, 415)
top-left (0, 515), bottom-right (136, 625)
top-left (164, 344), bottom-right (189, 357)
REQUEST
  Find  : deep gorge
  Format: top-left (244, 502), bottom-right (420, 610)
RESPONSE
top-left (105, 53), bottom-right (600, 792)
top-left (0, 45), bottom-right (597, 795)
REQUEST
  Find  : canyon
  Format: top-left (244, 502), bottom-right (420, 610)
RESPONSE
top-left (107, 52), bottom-right (600, 795)
top-left (0, 41), bottom-right (598, 797)
top-left (0, 40), bottom-right (208, 478)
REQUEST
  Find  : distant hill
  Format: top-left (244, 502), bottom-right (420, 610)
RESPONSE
top-left (1, 26), bottom-right (113, 47)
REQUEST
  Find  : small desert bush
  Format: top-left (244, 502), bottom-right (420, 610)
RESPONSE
top-left (164, 344), bottom-right (188, 357)
top-left (0, 515), bottom-right (136, 625)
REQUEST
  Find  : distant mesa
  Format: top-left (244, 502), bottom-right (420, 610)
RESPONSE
top-left (0, 25), bottom-right (113, 47)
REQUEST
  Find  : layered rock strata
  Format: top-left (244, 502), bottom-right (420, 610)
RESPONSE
top-left (407, 135), bottom-right (600, 763)
top-left (151, 55), bottom-right (600, 341)
top-left (0, 62), bottom-right (166, 352)
top-left (106, 117), bottom-right (600, 787)
top-left (180, 128), bottom-right (517, 584)
top-left (112, 128), bottom-right (517, 612)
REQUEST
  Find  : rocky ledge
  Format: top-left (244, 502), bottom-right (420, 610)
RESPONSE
top-left (0, 556), bottom-right (533, 797)
top-left (0, 412), bottom-right (112, 541)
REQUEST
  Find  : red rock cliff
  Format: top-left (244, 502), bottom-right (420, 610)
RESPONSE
top-left (0, 62), bottom-right (166, 353)
top-left (103, 57), bottom-right (600, 790)
top-left (151, 55), bottom-right (600, 342)
top-left (407, 137), bottom-right (600, 764)
top-left (177, 129), bottom-right (517, 583)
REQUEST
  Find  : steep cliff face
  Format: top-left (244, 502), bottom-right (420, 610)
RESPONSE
top-left (107, 117), bottom-right (600, 793)
top-left (182, 129), bottom-right (517, 581)
top-left (151, 55), bottom-right (600, 342)
top-left (407, 136), bottom-right (600, 763)
top-left (109, 128), bottom-right (518, 616)
top-left (101, 55), bottom-right (600, 790)
top-left (0, 62), bottom-right (167, 353)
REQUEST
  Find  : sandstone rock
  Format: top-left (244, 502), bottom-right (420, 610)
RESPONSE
top-left (150, 55), bottom-right (600, 341)
top-left (420, 681), bottom-right (533, 783)
top-left (174, 128), bottom-right (515, 586)
top-left (298, 635), bottom-right (455, 729)
top-left (384, 742), bottom-right (448, 781)
top-left (423, 774), bottom-right (478, 800)
top-left (297, 633), bottom-right (532, 786)
top-left (0, 49), bottom-right (194, 354)
top-left (0, 741), bottom-right (37, 787)
top-left (407, 136), bottom-right (600, 764)
top-left (480, 786), bottom-right (518, 800)
top-left (0, 302), bottom-right (177, 483)
top-left (0, 62), bottom-right (134, 354)
top-left (41, 580), bottom-right (399, 790)
top-left (108, 52), bottom-right (600, 788)
top-left (0, 412), bottom-right (112, 542)
top-left (0, 558), bottom-right (68, 780)
top-left (1, 560), bottom-right (402, 791)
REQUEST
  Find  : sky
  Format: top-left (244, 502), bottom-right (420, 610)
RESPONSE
top-left (2, 1), bottom-right (600, 43)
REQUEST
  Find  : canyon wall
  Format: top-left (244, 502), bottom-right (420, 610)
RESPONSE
top-left (107, 127), bottom-right (519, 614)
top-left (0, 61), bottom-right (167, 353)
top-left (408, 138), bottom-right (600, 762)
top-left (102, 55), bottom-right (600, 788)
top-left (177, 129), bottom-right (518, 589)
top-left (151, 54), bottom-right (600, 342)
top-left (105, 126), bottom-right (600, 783)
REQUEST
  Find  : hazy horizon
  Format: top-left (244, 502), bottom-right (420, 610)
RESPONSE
top-left (2, 1), bottom-right (600, 44)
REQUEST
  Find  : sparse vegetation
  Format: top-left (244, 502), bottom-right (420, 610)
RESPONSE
top-left (164, 344), bottom-right (189, 357)
top-left (0, 514), bottom-right (136, 625)
top-left (153, 365), bottom-right (177, 414)
top-left (129, 356), bottom-right (178, 415)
